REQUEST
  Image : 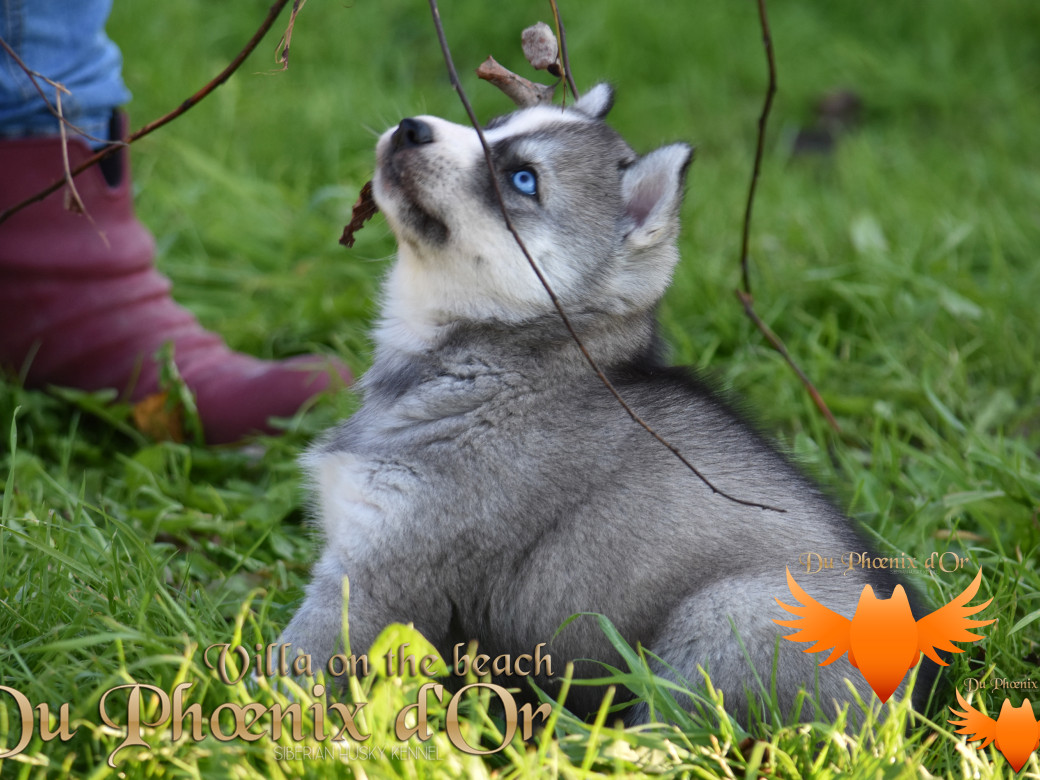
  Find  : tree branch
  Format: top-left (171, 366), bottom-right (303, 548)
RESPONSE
top-left (736, 0), bottom-right (840, 432)
top-left (739, 0), bottom-right (776, 297)
top-left (547, 0), bottom-right (580, 101)
top-left (476, 56), bottom-right (555, 107)
top-left (0, 35), bottom-right (110, 145)
top-left (0, 0), bottom-right (295, 226)
top-left (427, 0), bottom-right (784, 513)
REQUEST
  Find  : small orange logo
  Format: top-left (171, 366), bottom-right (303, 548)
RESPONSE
top-left (774, 568), bottom-right (994, 702)
top-left (949, 692), bottom-right (1040, 772)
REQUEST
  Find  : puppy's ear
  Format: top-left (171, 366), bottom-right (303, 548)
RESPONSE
top-left (572, 83), bottom-right (614, 120)
top-left (621, 143), bottom-right (693, 250)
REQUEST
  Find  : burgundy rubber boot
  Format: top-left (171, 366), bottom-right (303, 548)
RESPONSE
top-left (0, 117), bottom-right (352, 444)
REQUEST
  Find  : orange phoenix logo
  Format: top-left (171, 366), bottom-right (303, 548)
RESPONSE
top-left (774, 568), bottom-right (994, 702)
top-left (949, 692), bottom-right (1040, 773)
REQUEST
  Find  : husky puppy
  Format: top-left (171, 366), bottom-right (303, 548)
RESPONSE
top-left (280, 85), bottom-right (931, 723)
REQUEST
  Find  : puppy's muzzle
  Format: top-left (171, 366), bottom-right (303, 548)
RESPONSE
top-left (391, 118), bottom-right (434, 152)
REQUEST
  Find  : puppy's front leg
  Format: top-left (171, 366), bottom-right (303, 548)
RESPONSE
top-left (277, 553), bottom-right (366, 676)
top-left (282, 449), bottom-right (450, 679)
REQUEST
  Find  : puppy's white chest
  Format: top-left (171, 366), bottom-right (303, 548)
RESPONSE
top-left (304, 449), bottom-right (423, 558)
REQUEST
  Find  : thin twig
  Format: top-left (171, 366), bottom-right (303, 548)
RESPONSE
top-left (427, 0), bottom-right (784, 513)
top-left (0, 0), bottom-right (294, 226)
top-left (0, 37), bottom-right (105, 239)
top-left (736, 290), bottom-right (839, 430)
top-left (736, 0), bottom-right (840, 433)
top-left (55, 89), bottom-right (107, 245)
top-left (477, 56), bottom-right (555, 107)
top-left (739, 0), bottom-right (776, 296)
top-left (547, 0), bottom-right (580, 100)
top-left (274, 0), bottom-right (307, 71)
top-left (0, 35), bottom-right (111, 145)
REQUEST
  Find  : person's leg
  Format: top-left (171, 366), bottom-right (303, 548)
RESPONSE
top-left (0, 1), bottom-right (352, 443)
top-left (0, 0), bottom-right (129, 145)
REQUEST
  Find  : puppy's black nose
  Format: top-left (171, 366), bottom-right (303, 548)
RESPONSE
top-left (390, 118), bottom-right (434, 151)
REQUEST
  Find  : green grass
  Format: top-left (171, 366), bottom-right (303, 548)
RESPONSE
top-left (3, 0), bottom-right (1040, 777)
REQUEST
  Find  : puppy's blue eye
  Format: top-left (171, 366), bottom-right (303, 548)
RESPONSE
top-left (510, 168), bottom-right (537, 196)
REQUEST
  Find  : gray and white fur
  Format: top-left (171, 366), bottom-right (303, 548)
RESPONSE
top-left (279, 85), bottom-right (933, 723)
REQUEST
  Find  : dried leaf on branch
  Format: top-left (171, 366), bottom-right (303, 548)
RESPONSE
top-left (339, 180), bottom-right (379, 248)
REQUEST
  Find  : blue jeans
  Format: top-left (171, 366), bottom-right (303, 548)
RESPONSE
top-left (0, 0), bottom-right (130, 144)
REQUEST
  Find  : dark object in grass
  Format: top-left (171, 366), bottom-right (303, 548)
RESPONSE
top-left (339, 180), bottom-right (379, 248)
top-left (792, 88), bottom-right (862, 156)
